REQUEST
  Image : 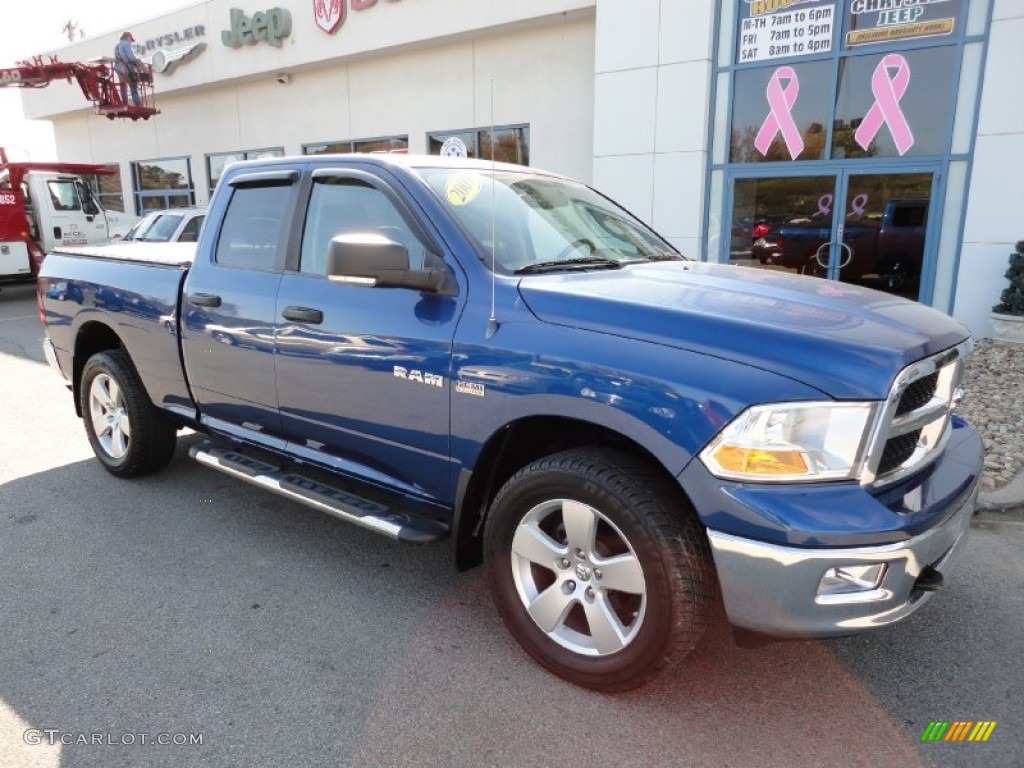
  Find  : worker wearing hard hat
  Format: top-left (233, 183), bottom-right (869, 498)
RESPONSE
top-left (113, 31), bottom-right (143, 107)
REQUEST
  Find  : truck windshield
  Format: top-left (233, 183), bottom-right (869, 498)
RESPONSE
top-left (416, 168), bottom-right (682, 274)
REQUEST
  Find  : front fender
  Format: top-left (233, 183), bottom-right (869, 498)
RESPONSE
top-left (449, 310), bottom-right (828, 478)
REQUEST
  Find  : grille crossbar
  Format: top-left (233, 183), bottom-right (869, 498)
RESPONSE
top-left (863, 340), bottom-right (970, 486)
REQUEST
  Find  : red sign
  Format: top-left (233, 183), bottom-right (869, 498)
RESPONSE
top-left (315, 0), bottom-right (399, 36)
top-left (314, 0), bottom-right (345, 34)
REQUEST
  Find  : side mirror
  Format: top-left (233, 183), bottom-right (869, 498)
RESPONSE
top-left (326, 233), bottom-right (446, 293)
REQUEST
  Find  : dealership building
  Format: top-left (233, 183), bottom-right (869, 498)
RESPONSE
top-left (20, 0), bottom-right (1023, 338)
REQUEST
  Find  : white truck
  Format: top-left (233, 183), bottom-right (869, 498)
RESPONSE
top-left (0, 149), bottom-right (137, 282)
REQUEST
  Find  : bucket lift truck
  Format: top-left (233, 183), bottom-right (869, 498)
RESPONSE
top-left (0, 54), bottom-right (158, 120)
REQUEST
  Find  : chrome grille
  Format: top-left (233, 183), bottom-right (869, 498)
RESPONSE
top-left (864, 340), bottom-right (971, 486)
top-left (895, 371), bottom-right (939, 416)
top-left (877, 429), bottom-right (923, 476)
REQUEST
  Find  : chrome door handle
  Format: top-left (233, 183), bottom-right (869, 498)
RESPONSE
top-left (815, 242), bottom-right (854, 269)
top-left (189, 293), bottom-right (222, 308)
top-left (282, 306), bottom-right (324, 324)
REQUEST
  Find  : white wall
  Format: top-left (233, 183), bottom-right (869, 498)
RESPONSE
top-left (38, 2), bottom-right (596, 207)
top-left (592, 0), bottom-right (715, 258)
top-left (952, 0), bottom-right (1024, 337)
top-left (23, 0), bottom-right (596, 120)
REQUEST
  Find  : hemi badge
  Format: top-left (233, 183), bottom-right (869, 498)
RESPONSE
top-left (456, 381), bottom-right (485, 397)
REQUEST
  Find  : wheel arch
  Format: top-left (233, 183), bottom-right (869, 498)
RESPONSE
top-left (72, 321), bottom-right (126, 417)
top-left (452, 415), bottom-right (698, 571)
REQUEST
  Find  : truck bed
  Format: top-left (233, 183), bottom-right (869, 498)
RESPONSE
top-left (56, 241), bottom-right (197, 267)
top-left (39, 248), bottom-right (197, 421)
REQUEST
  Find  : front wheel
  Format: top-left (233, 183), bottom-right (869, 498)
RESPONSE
top-left (80, 349), bottom-right (178, 477)
top-left (484, 448), bottom-right (713, 692)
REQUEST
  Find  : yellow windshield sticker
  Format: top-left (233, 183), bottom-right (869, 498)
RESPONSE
top-left (445, 173), bottom-right (482, 206)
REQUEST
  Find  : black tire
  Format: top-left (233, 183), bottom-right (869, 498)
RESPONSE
top-left (80, 349), bottom-right (178, 477)
top-left (484, 448), bottom-right (714, 692)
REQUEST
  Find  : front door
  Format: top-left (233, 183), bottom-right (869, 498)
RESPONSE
top-left (274, 169), bottom-right (461, 506)
top-left (728, 168), bottom-right (937, 301)
top-left (43, 176), bottom-right (108, 248)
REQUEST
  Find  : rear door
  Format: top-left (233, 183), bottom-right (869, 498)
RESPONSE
top-left (273, 167), bottom-right (463, 504)
top-left (180, 168), bottom-right (299, 447)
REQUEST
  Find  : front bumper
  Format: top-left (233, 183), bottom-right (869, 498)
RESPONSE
top-left (707, 474), bottom-right (978, 637)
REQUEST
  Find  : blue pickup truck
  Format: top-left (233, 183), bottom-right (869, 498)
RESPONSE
top-left (37, 155), bottom-right (982, 691)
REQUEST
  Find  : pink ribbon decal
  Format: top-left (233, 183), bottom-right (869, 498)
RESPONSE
top-left (849, 193), bottom-right (868, 216)
top-left (855, 54), bottom-right (915, 156)
top-left (818, 193), bottom-right (869, 218)
top-left (754, 67), bottom-right (804, 160)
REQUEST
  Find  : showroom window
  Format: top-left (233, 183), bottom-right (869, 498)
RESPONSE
top-left (83, 164), bottom-right (126, 213)
top-left (132, 157), bottom-right (194, 213)
top-left (302, 136), bottom-right (409, 155)
top-left (427, 125), bottom-right (530, 166)
top-left (708, 0), bottom-right (987, 309)
top-left (206, 147), bottom-right (285, 191)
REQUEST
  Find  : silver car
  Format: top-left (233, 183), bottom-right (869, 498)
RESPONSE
top-left (121, 206), bottom-right (207, 243)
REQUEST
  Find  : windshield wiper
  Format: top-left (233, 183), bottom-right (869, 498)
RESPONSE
top-left (643, 250), bottom-right (685, 262)
top-left (514, 257), bottom-right (624, 275)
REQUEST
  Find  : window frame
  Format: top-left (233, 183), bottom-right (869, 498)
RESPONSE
top-left (206, 147), bottom-right (285, 192)
top-left (132, 156), bottom-right (195, 215)
top-left (426, 124), bottom-right (530, 166)
top-left (212, 172), bottom-right (297, 272)
top-left (295, 167), bottom-right (442, 277)
top-left (301, 136), bottom-right (409, 156)
top-left (83, 164), bottom-right (126, 213)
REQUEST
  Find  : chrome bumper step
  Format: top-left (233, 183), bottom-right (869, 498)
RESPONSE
top-left (189, 443), bottom-right (449, 544)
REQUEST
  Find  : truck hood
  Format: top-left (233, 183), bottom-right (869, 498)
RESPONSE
top-left (515, 261), bottom-right (970, 400)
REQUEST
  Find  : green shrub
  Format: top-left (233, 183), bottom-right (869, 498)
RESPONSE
top-left (993, 241), bottom-right (1024, 316)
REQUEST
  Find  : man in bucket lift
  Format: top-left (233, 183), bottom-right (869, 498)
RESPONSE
top-left (113, 31), bottom-right (143, 107)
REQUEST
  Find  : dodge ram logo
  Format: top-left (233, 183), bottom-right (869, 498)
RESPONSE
top-left (314, 0), bottom-right (345, 34)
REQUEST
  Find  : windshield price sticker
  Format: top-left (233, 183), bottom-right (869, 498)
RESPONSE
top-left (739, 3), bottom-right (834, 63)
top-left (445, 173), bottom-right (482, 206)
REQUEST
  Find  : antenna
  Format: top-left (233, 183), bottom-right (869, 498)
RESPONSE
top-left (485, 77), bottom-right (500, 339)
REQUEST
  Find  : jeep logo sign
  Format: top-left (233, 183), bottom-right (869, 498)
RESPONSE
top-left (222, 7), bottom-right (292, 48)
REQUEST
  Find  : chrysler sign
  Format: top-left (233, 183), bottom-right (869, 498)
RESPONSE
top-left (314, 0), bottom-right (402, 36)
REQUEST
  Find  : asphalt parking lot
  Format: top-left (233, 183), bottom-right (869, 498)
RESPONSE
top-left (1, 281), bottom-right (1022, 768)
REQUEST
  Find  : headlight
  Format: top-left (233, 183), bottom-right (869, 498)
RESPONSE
top-left (699, 401), bottom-right (879, 482)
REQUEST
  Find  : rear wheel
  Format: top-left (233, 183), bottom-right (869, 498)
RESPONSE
top-left (484, 448), bottom-right (713, 692)
top-left (80, 349), bottom-right (178, 477)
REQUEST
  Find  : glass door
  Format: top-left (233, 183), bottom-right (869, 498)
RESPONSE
top-left (729, 175), bottom-right (837, 277)
top-left (831, 171), bottom-right (934, 300)
top-left (726, 168), bottom-right (937, 301)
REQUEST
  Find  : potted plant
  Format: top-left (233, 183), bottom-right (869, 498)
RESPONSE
top-left (990, 241), bottom-right (1024, 343)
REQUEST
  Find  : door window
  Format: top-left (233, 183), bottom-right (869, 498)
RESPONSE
top-left (215, 185), bottom-right (291, 270)
top-left (299, 178), bottom-right (428, 274)
top-left (179, 215), bottom-right (204, 242)
top-left (728, 171), bottom-right (934, 300)
top-left (837, 172), bottom-right (932, 298)
top-left (47, 180), bottom-right (81, 211)
top-left (730, 176), bottom-right (834, 274)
